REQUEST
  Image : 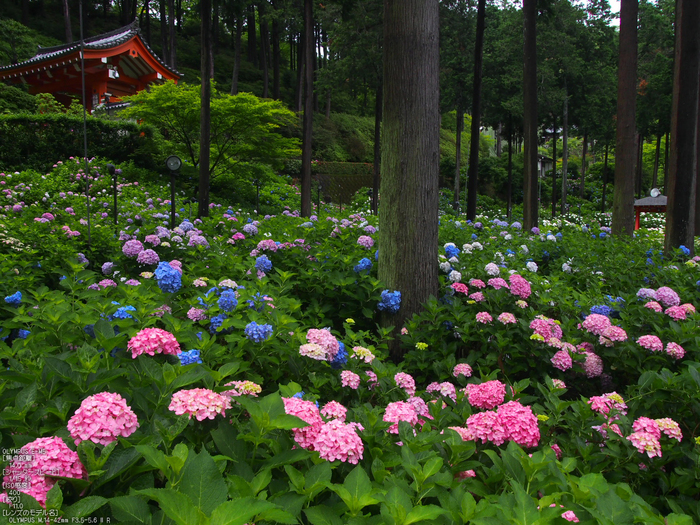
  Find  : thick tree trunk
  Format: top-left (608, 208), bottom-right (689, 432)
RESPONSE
top-left (496, 122), bottom-right (502, 157)
top-left (551, 120), bottom-right (557, 219)
top-left (561, 88), bottom-right (569, 215)
top-left (665, 0), bottom-right (699, 254)
top-left (453, 106), bottom-right (463, 211)
top-left (663, 131), bottom-right (669, 191)
top-left (611, 0), bottom-right (638, 236)
top-left (602, 142), bottom-right (609, 213)
top-left (380, 0), bottom-right (440, 360)
top-left (272, 0), bottom-right (281, 100)
top-left (168, 0), bottom-right (177, 69)
top-left (295, 36), bottom-right (304, 112)
top-left (507, 117), bottom-right (513, 219)
top-left (160, 0), bottom-right (169, 65)
top-left (63, 0), bottom-right (73, 43)
top-left (466, 0), bottom-right (485, 221)
top-left (652, 133), bottom-right (661, 188)
top-left (372, 83), bottom-right (382, 215)
top-left (144, 0), bottom-right (151, 45)
top-left (198, 0), bottom-right (212, 218)
top-left (522, 0), bottom-right (538, 230)
top-left (259, 2), bottom-right (270, 98)
top-left (580, 131), bottom-right (587, 198)
top-left (231, 17), bottom-right (242, 95)
top-left (300, 0), bottom-right (313, 217)
top-left (247, 4), bottom-right (257, 67)
top-left (635, 133), bottom-right (643, 198)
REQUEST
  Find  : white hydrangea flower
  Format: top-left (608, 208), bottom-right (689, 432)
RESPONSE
top-left (448, 270), bottom-right (462, 283)
top-left (444, 242), bottom-right (457, 250)
top-left (462, 243), bottom-right (473, 253)
top-left (504, 234), bottom-right (512, 240)
top-left (546, 234), bottom-right (557, 242)
top-left (472, 242), bottom-right (484, 251)
top-left (455, 221), bottom-right (462, 228)
top-left (520, 245), bottom-right (529, 254)
top-left (448, 256), bottom-right (459, 264)
top-left (440, 261), bottom-right (452, 273)
top-left (526, 262), bottom-right (538, 272)
top-left (485, 263), bottom-right (500, 276)
top-left (494, 252), bottom-right (504, 263)
top-left (562, 263), bottom-right (572, 273)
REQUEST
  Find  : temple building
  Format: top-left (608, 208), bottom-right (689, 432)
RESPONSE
top-left (0, 21), bottom-right (180, 112)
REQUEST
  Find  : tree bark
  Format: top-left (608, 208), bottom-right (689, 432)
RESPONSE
top-left (231, 16), bottom-right (242, 95)
top-left (611, 0), bottom-right (638, 237)
top-left (496, 121), bottom-right (502, 157)
top-left (551, 118), bottom-right (557, 218)
top-left (665, 0), bottom-right (699, 254)
top-left (272, 0), bottom-right (281, 99)
top-left (522, 0), bottom-right (538, 231)
top-left (652, 133), bottom-right (661, 189)
top-left (160, 0), bottom-right (169, 65)
top-left (507, 116), bottom-right (513, 219)
top-left (168, 0), bottom-right (177, 69)
top-left (602, 142), bottom-right (609, 213)
top-left (453, 106), bottom-right (463, 211)
top-left (259, 1), bottom-right (270, 98)
top-left (247, 3), bottom-right (257, 67)
top-left (295, 35), bottom-right (304, 112)
top-left (300, 0), bottom-right (313, 217)
top-left (663, 131), bottom-right (669, 191)
top-left (198, 0), bottom-right (212, 218)
top-left (635, 132), bottom-right (643, 198)
top-left (372, 83), bottom-right (382, 215)
top-left (63, 0), bottom-right (73, 43)
top-left (466, 0), bottom-right (486, 221)
top-left (380, 0), bottom-right (440, 360)
top-left (561, 87), bottom-right (569, 215)
top-left (580, 131), bottom-right (587, 198)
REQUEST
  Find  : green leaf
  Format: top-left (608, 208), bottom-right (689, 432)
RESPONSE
top-left (45, 483), bottom-right (63, 511)
top-left (163, 363), bottom-right (177, 385)
top-left (509, 481), bottom-right (539, 525)
top-left (256, 508), bottom-right (298, 524)
top-left (270, 414), bottom-right (309, 430)
top-left (343, 464), bottom-right (379, 511)
top-left (209, 497), bottom-right (276, 525)
top-left (136, 488), bottom-right (204, 525)
top-left (404, 504), bottom-right (448, 524)
top-left (94, 447), bottom-right (141, 488)
top-left (284, 464), bottom-right (305, 493)
top-left (179, 448), bottom-right (228, 515)
top-left (63, 496), bottom-right (108, 518)
top-left (589, 490), bottom-right (634, 525)
top-left (94, 319), bottom-right (115, 339)
top-left (110, 495), bottom-right (152, 524)
top-left (250, 468), bottom-right (272, 496)
top-left (171, 367), bottom-right (210, 390)
top-left (136, 445), bottom-right (172, 476)
top-left (305, 506), bottom-right (343, 525)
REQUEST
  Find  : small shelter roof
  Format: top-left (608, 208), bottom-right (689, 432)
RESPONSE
top-left (634, 195), bottom-right (667, 208)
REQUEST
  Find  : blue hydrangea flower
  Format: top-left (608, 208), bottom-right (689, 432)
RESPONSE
top-left (179, 349), bottom-right (203, 365)
top-left (218, 290), bottom-right (238, 312)
top-left (112, 306), bottom-right (136, 320)
top-left (511, 221), bottom-right (522, 230)
top-left (5, 291), bottom-right (21, 307)
top-left (155, 262), bottom-right (182, 293)
top-left (444, 244), bottom-right (460, 258)
top-left (243, 223), bottom-right (258, 235)
top-left (292, 391), bottom-right (305, 399)
top-left (599, 232), bottom-right (606, 238)
top-left (471, 233), bottom-right (478, 240)
top-left (247, 293), bottom-right (267, 312)
top-left (679, 245), bottom-right (691, 256)
top-left (84, 324), bottom-right (96, 338)
top-left (354, 258), bottom-right (373, 274)
top-left (375, 249), bottom-right (379, 261)
top-left (255, 255), bottom-right (272, 273)
top-left (378, 290), bottom-right (401, 314)
top-left (179, 220), bottom-right (194, 232)
top-left (330, 342), bottom-right (348, 370)
top-left (590, 305), bottom-right (612, 317)
top-left (18, 329), bottom-right (30, 339)
top-left (209, 314), bottom-right (228, 334)
top-left (245, 321), bottom-right (273, 343)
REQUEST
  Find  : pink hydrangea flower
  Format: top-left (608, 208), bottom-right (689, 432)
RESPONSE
top-left (300, 343), bottom-right (327, 361)
top-left (665, 342), bottom-right (685, 360)
top-left (283, 397), bottom-right (323, 450)
top-left (466, 411), bottom-right (507, 445)
top-left (497, 401), bottom-right (540, 448)
top-left (306, 328), bottom-right (339, 361)
top-left (637, 334), bottom-right (663, 352)
top-left (169, 388), bottom-right (230, 421)
top-left (357, 235), bottom-right (374, 249)
top-left (530, 316), bottom-right (563, 340)
top-left (407, 396), bottom-right (432, 420)
top-left (593, 422), bottom-right (623, 439)
top-left (313, 419), bottom-right (364, 464)
top-left (476, 311), bottom-right (493, 324)
top-left (223, 380), bottom-right (262, 397)
top-left (551, 350), bottom-right (573, 371)
top-left (365, 370), bottom-right (378, 388)
top-left (487, 278), bottom-right (509, 290)
top-left (321, 401), bottom-right (347, 421)
top-left (588, 392), bottom-right (627, 416)
top-left (681, 303), bottom-right (696, 314)
top-left (552, 379), bottom-right (567, 389)
top-left (581, 313), bottom-right (611, 336)
top-left (351, 346), bottom-right (375, 364)
top-left (498, 312), bottom-right (517, 324)
top-left (508, 274), bottom-right (531, 299)
top-left (383, 401), bottom-right (419, 434)
top-left (601, 325), bottom-right (627, 343)
top-left (98, 279), bottom-right (117, 288)
top-left (394, 372), bottom-right (416, 396)
top-left (469, 292), bottom-right (485, 302)
top-left (654, 286), bottom-right (680, 307)
top-left (451, 282), bottom-right (469, 294)
top-left (1, 436), bottom-right (86, 508)
top-left (448, 426), bottom-right (473, 441)
top-left (187, 307), bottom-right (207, 322)
top-left (665, 305), bottom-right (687, 321)
top-left (144, 234), bottom-right (161, 246)
top-left (426, 381), bottom-right (457, 402)
top-left (341, 370), bottom-right (361, 389)
top-left (644, 301), bottom-right (663, 312)
top-left (632, 417), bottom-right (661, 439)
top-left (128, 328), bottom-right (181, 358)
top-left (469, 279), bottom-right (486, 289)
top-left (582, 351), bottom-right (604, 378)
top-left (466, 380), bottom-right (506, 410)
top-left (656, 418), bottom-right (682, 441)
top-left (67, 392), bottom-right (139, 445)
top-left (562, 510), bottom-right (580, 522)
top-left (551, 443), bottom-right (563, 459)
top-left (136, 249), bottom-right (159, 265)
top-left (456, 469), bottom-right (477, 479)
top-left (628, 431), bottom-right (662, 458)
top-left (122, 239), bottom-right (144, 258)
top-left (453, 363), bottom-right (473, 378)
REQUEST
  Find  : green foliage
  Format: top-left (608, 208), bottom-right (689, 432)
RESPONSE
top-left (0, 83), bottom-right (36, 114)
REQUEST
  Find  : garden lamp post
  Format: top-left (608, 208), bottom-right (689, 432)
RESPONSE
top-left (107, 163), bottom-right (117, 227)
top-left (166, 155), bottom-right (182, 229)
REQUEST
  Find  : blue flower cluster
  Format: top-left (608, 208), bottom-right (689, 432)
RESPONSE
top-left (209, 314), bottom-right (229, 334)
top-left (444, 244), bottom-right (460, 258)
top-left (5, 291), bottom-right (21, 307)
top-left (679, 245), bottom-right (691, 256)
top-left (218, 290), bottom-right (238, 312)
top-left (179, 350), bottom-right (203, 365)
top-left (255, 255), bottom-right (272, 273)
top-left (590, 305), bottom-right (612, 317)
top-left (378, 290), bottom-right (401, 314)
top-left (354, 258), bottom-right (373, 274)
top-left (111, 305), bottom-right (137, 320)
top-left (247, 292), bottom-right (267, 312)
top-left (179, 219), bottom-right (194, 232)
top-left (330, 342), bottom-right (348, 370)
top-left (244, 321), bottom-right (273, 343)
top-left (17, 329), bottom-right (30, 339)
top-left (155, 262), bottom-right (182, 293)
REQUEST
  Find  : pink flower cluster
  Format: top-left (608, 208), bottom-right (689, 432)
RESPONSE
top-left (357, 235), bottom-right (374, 249)
top-left (383, 401), bottom-right (419, 433)
top-left (508, 274), bottom-right (531, 299)
top-left (426, 381), bottom-right (457, 402)
top-left (627, 432), bottom-right (662, 458)
top-left (530, 316), bottom-right (563, 341)
top-left (351, 346), bottom-right (375, 363)
top-left (1, 437), bottom-right (86, 508)
top-left (588, 392), bottom-right (627, 417)
top-left (498, 312), bottom-right (517, 324)
top-left (487, 278), bottom-right (509, 290)
top-left (636, 334), bottom-right (663, 352)
top-left (599, 325), bottom-right (627, 346)
top-left (394, 372), bottom-right (416, 396)
top-left (122, 239), bottom-right (144, 257)
top-left (169, 388), bottom-right (230, 421)
top-left (582, 351), bottom-right (604, 377)
top-left (654, 286), bottom-right (680, 307)
top-left (466, 380), bottom-right (506, 409)
top-left (341, 370), bottom-right (361, 389)
top-left (469, 279), bottom-right (486, 289)
top-left (223, 380), bottom-right (262, 397)
top-left (187, 307), bottom-right (207, 321)
top-left (128, 328), bottom-right (181, 358)
top-left (463, 401), bottom-right (540, 448)
top-left (581, 313), bottom-right (610, 336)
top-left (551, 349), bottom-right (573, 371)
top-left (644, 301), bottom-right (663, 312)
top-left (306, 329), bottom-right (339, 361)
top-left (67, 392), bottom-right (139, 445)
top-left (451, 282), bottom-right (469, 294)
top-left (300, 343), bottom-right (327, 361)
top-left (665, 342), bottom-right (685, 359)
top-left (453, 363), bottom-right (473, 378)
top-left (321, 400), bottom-right (347, 421)
top-left (665, 305), bottom-right (687, 321)
top-left (476, 311), bottom-right (493, 324)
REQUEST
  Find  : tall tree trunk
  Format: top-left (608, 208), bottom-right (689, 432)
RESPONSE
top-left (259, 2), bottom-right (270, 98)
top-left (231, 16), bottom-right (242, 94)
top-left (522, 0), bottom-right (538, 230)
top-left (561, 87), bottom-right (569, 215)
top-left (507, 116), bottom-right (513, 219)
top-left (453, 106), bottom-right (463, 211)
top-left (168, 0), bottom-right (177, 69)
top-left (372, 83), bottom-right (382, 215)
top-left (160, 0), bottom-right (169, 65)
top-left (131, 0), bottom-right (138, 23)
top-left (611, 0), bottom-right (638, 237)
top-left (325, 89), bottom-right (331, 118)
top-left (63, 0), bottom-right (73, 43)
top-left (247, 4), bottom-right (257, 66)
top-left (198, 0), bottom-right (212, 218)
top-left (295, 35), bottom-right (304, 112)
top-left (300, 0), bottom-right (313, 216)
top-left (665, 0), bottom-right (699, 254)
top-left (551, 118), bottom-right (557, 219)
top-left (580, 131), bottom-right (588, 198)
top-left (635, 133), bottom-right (643, 198)
top-left (496, 122), bottom-right (502, 157)
top-left (272, 0), bottom-right (281, 99)
top-left (652, 133), bottom-right (661, 188)
top-left (380, 0), bottom-right (439, 360)
top-left (144, 0), bottom-right (151, 45)
top-left (465, 0), bottom-right (485, 221)
top-left (663, 131), bottom-right (669, 191)
top-left (602, 142), bottom-right (609, 213)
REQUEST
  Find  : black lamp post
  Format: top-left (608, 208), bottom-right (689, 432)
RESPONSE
top-left (166, 155), bottom-right (182, 228)
top-left (106, 163), bottom-right (117, 227)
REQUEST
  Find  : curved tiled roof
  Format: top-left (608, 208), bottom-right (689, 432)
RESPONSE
top-left (0, 20), bottom-right (180, 77)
